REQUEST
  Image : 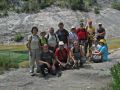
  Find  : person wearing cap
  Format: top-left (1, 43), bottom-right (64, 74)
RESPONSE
top-left (92, 39), bottom-right (109, 62)
top-left (46, 27), bottom-right (59, 52)
top-left (55, 41), bottom-right (70, 70)
top-left (85, 20), bottom-right (95, 57)
top-left (56, 22), bottom-right (69, 48)
top-left (68, 26), bottom-right (78, 48)
top-left (96, 23), bottom-right (106, 42)
top-left (76, 22), bottom-right (88, 56)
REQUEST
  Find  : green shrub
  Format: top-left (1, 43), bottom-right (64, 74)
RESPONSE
top-left (111, 63), bottom-right (120, 90)
top-left (0, 56), bottom-right (19, 70)
top-left (14, 33), bottom-right (24, 42)
top-left (112, 2), bottom-right (120, 11)
top-left (94, 7), bottom-right (100, 14)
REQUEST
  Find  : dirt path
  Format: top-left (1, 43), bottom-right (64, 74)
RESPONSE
top-left (0, 50), bottom-right (120, 90)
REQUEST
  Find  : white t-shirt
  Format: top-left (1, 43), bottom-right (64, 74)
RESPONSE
top-left (28, 35), bottom-right (40, 49)
top-left (47, 34), bottom-right (58, 47)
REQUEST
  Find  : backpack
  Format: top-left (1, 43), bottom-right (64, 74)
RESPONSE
top-left (92, 55), bottom-right (102, 63)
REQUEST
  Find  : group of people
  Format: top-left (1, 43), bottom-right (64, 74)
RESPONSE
top-left (26, 21), bottom-right (109, 77)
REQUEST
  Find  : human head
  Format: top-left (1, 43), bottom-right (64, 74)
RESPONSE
top-left (58, 22), bottom-right (64, 30)
top-left (99, 39), bottom-right (106, 45)
top-left (88, 21), bottom-right (92, 26)
top-left (73, 41), bottom-right (79, 48)
top-left (59, 41), bottom-right (64, 49)
top-left (49, 27), bottom-right (54, 34)
top-left (40, 31), bottom-right (46, 37)
top-left (31, 27), bottom-right (38, 35)
top-left (80, 22), bottom-right (84, 28)
top-left (43, 44), bottom-right (49, 52)
top-left (98, 23), bottom-right (102, 27)
top-left (71, 26), bottom-right (76, 33)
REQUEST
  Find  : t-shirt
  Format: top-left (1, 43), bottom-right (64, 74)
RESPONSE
top-left (97, 27), bottom-right (105, 34)
top-left (40, 37), bottom-right (47, 46)
top-left (55, 48), bottom-right (68, 63)
top-left (86, 26), bottom-right (95, 40)
top-left (56, 29), bottom-right (69, 44)
top-left (40, 50), bottom-right (54, 64)
top-left (47, 34), bottom-right (59, 47)
top-left (98, 45), bottom-right (108, 61)
top-left (69, 32), bottom-right (78, 43)
top-left (28, 35), bottom-right (40, 49)
top-left (76, 28), bottom-right (88, 40)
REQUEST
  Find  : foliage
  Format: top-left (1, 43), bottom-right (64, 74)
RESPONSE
top-left (0, 56), bottom-right (19, 70)
top-left (19, 61), bottom-right (29, 68)
top-left (14, 33), bottom-right (24, 42)
top-left (94, 7), bottom-right (100, 14)
top-left (112, 2), bottom-right (120, 11)
top-left (111, 63), bottom-right (120, 90)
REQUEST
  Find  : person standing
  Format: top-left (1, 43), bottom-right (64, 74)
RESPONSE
top-left (76, 22), bottom-right (88, 56)
top-left (85, 21), bottom-right (95, 57)
top-left (46, 27), bottom-right (59, 52)
top-left (56, 22), bottom-right (69, 48)
top-left (69, 26), bottom-right (78, 48)
top-left (96, 23), bottom-right (106, 42)
top-left (26, 27), bottom-right (41, 74)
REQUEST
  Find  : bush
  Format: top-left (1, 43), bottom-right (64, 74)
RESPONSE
top-left (94, 7), bottom-right (100, 14)
top-left (14, 33), bottom-right (24, 42)
top-left (112, 2), bottom-right (120, 11)
top-left (0, 56), bottom-right (19, 70)
top-left (111, 63), bottom-right (120, 90)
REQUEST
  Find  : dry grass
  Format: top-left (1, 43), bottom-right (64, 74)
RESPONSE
top-left (107, 38), bottom-right (120, 50)
top-left (19, 61), bottom-right (29, 68)
top-left (0, 44), bottom-right (27, 51)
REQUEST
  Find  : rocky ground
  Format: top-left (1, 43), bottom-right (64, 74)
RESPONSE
top-left (0, 49), bottom-right (120, 90)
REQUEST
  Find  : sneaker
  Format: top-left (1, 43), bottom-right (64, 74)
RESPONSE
top-left (29, 70), bottom-right (34, 73)
top-left (30, 73), bottom-right (35, 76)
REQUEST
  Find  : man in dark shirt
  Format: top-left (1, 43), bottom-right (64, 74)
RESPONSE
top-left (56, 22), bottom-right (69, 48)
top-left (37, 44), bottom-right (56, 77)
top-left (96, 23), bottom-right (106, 42)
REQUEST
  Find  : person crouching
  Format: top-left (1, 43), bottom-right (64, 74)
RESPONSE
top-left (37, 44), bottom-right (56, 77)
top-left (70, 41), bottom-right (84, 68)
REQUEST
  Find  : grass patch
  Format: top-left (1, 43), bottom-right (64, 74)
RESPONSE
top-left (19, 61), bottom-right (29, 68)
top-left (0, 44), bottom-right (27, 51)
top-left (0, 56), bottom-right (19, 70)
top-left (111, 63), bottom-right (120, 90)
top-left (107, 38), bottom-right (120, 50)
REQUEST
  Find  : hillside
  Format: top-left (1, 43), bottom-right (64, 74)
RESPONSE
top-left (0, 6), bottom-right (120, 43)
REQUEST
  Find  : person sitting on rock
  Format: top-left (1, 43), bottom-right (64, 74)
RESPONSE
top-left (55, 41), bottom-right (70, 70)
top-left (37, 44), bottom-right (56, 77)
top-left (92, 39), bottom-right (109, 63)
top-left (70, 41), bottom-right (84, 68)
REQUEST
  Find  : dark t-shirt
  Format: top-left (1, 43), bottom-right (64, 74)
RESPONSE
top-left (56, 29), bottom-right (69, 44)
top-left (97, 27), bottom-right (105, 33)
top-left (40, 50), bottom-right (54, 64)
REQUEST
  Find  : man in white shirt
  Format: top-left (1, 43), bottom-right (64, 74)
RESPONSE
top-left (46, 27), bottom-right (59, 52)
